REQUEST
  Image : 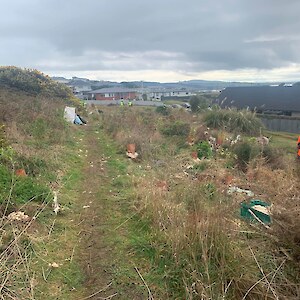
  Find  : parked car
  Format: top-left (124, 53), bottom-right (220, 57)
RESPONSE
top-left (182, 102), bottom-right (191, 108)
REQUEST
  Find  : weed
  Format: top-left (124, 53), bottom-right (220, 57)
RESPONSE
top-left (196, 141), bottom-right (213, 159)
top-left (155, 106), bottom-right (171, 116)
top-left (193, 161), bottom-right (209, 172)
top-left (160, 121), bottom-right (190, 137)
top-left (233, 141), bottom-right (259, 171)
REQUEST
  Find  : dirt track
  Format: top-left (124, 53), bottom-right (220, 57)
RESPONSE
top-left (73, 125), bottom-right (144, 299)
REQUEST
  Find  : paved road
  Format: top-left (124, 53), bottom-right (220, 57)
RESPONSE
top-left (83, 99), bottom-right (164, 107)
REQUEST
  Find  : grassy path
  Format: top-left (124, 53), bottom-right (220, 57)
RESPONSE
top-left (33, 123), bottom-right (145, 299)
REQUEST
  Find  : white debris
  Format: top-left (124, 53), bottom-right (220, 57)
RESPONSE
top-left (7, 211), bottom-right (30, 222)
top-left (53, 191), bottom-right (60, 215)
top-left (126, 152), bottom-right (139, 159)
top-left (252, 205), bottom-right (270, 215)
top-left (256, 136), bottom-right (269, 146)
top-left (230, 135), bottom-right (241, 145)
top-left (227, 186), bottom-right (254, 197)
top-left (48, 262), bottom-right (59, 268)
top-left (83, 205), bottom-right (90, 209)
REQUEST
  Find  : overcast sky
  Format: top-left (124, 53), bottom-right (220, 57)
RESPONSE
top-left (1, 0), bottom-right (300, 82)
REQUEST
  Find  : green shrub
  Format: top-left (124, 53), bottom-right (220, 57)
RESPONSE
top-left (160, 121), bottom-right (190, 137)
top-left (196, 141), bottom-right (213, 159)
top-left (233, 141), bottom-right (259, 170)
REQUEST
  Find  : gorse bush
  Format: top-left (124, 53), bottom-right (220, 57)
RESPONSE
top-left (204, 108), bottom-right (264, 135)
top-left (0, 66), bottom-right (73, 98)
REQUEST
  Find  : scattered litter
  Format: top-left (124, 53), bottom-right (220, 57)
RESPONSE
top-left (83, 205), bottom-right (90, 209)
top-left (15, 169), bottom-right (27, 177)
top-left (187, 136), bottom-right (194, 146)
top-left (7, 211), bottom-right (30, 222)
top-left (126, 144), bottom-right (139, 159)
top-left (240, 199), bottom-right (271, 224)
top-left (127, 152), bottom-right (139, 159)
top-left (191, 151), bottom-right (200, 162)
top-left (53, 191), bottom-right (60, 215)
top-left (256, 136), bottom-right (269, 146)
top-left (48, 262), bottom-right (59, 268)
top-left (230, 135), bottom-right (241, 145)
top-left (223, 174), bottom-right (234, 185)
top-left (227, 186), bottom-right (254, 197)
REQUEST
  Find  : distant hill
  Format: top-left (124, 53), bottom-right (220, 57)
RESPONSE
top-left (52, 76), bottom-right (280, 92)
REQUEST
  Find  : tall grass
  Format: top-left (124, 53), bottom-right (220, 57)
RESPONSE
top-left (204, 108), bottom-right (264, 135)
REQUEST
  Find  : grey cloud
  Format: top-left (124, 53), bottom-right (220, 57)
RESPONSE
top-left (1, 0), bottom-right (300, 76)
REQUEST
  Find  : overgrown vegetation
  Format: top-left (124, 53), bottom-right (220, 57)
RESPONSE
top-left (100, 105), bottom-right (300, 299)
top-left (1, 69), bottom-right (299, 299)
top-left (0, 67), bottom-right (78, 298)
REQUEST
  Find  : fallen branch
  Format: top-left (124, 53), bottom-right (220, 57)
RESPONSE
top-left (79, 282), bottom-right (112, 300)
top-left (134, 265), bottom-right (154, 300)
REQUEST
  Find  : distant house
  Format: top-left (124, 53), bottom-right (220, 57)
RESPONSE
top-left (88, 87), bottom-right (139, 100)
top-left (216, 85), bottom-right (300, 116)
top-left (147, 89), bottom-right (195, 101)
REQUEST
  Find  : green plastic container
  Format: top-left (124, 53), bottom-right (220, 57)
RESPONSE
top-left (240, 199), bottom-right (271, 224)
